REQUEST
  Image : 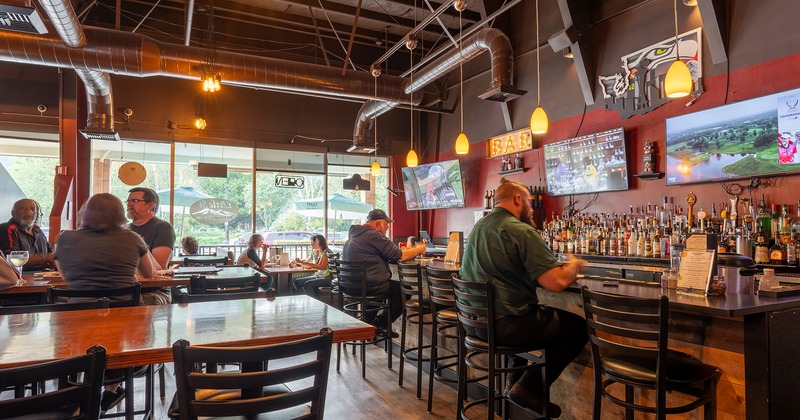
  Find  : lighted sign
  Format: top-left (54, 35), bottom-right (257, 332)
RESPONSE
top-left (275, 174), bottom-right (305, 189)
top-left (189, 198), bottom-right (238, 224)
top-left (486, 128), bottom-right (533, 159)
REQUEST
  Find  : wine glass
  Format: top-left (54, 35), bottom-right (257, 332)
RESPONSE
top-left (7, 250), bottom-right (28, 284)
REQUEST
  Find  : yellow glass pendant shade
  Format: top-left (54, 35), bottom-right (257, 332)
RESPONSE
top-left (371, 160), bottom-right (381, 176)
top-left (455, 132), bottom-right (469, 154)
top-left (406, 149), bottom-right (418, 167)
top-left (530, 106), bottom-right (548, 134)
top-left (664, 59), bottom-right (692, 98)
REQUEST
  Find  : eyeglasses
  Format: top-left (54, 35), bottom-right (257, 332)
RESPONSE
top-left (126, 198), bottom-right (149, 204)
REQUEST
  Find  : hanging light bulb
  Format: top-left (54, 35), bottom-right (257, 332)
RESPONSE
top-left (529, 0), bottom-right (548, 135)
top-left (453, 6), bottom-right (469, 155)
top-left (664, 0), bottom-right (692, 98)
top-left (193, 114), bottom-right (207, 130)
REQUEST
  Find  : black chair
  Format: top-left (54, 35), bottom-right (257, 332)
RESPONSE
top-left (309, 252), bottom-right (339, 303)
top-left (188, 273), bottom-right (261, 295)
top-left (169, 328), bottom-right (334, 420)
top-left (183, 256), bottom-right (228, 266)
top-left (396, 261), bottom-right (431, 399)
top-left (49, 283), bottom-right (142, 307)
top-left (0, 345), bottom-right (107, 419)
top-left (424, 266), bottom-right (459, 413)
top-left (177, 290), bottom-right (268, 304)
top-left (580, 286), bottom-right (721, 419)
top-left (0, 297), bottom-right (110, 315)
top-left (336, 259), bottom-right (392, 378)
top-left (452, 277), bottom-right (549, 420)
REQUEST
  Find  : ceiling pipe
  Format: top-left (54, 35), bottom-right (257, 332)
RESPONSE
top-left (352, 28), bottom-right (522, 146)
top-left (38, 0), bottom-right (115, 138)
top-left (184, 0), bottom-right (195, 46)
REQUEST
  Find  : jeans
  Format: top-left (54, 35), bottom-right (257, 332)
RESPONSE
top-left (292, 275), bottom-right (332, 297)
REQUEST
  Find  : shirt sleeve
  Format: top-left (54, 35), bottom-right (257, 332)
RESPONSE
top-left (131, 231), bottom-right (148, 257)
top-left (0, 223), bottom-right (13, 253)
top-left (152, 221), bottom-right (176, 250)
top-left (518, 225), bottom-right (562, 283)
top-left (247, 248), bottom-right (262, 266)
top-left (374, 231), bottom-right (403, 262)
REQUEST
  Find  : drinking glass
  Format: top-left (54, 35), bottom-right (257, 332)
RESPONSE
top-left (7, 250), bottom-right (28, 284)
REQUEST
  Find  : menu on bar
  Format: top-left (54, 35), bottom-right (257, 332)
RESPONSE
top-left (677, 249), bottom-right (716, 294)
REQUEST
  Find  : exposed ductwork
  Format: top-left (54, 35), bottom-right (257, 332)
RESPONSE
top-left (351, 28), bottom-right (524, 149)
top-left (37, 0), bottom-right (117, 140)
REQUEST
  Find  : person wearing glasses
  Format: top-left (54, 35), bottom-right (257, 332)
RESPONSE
top-left (126, 187), bottom-right (176, 304)
top-left (0, 198), bottom-right (54, 271)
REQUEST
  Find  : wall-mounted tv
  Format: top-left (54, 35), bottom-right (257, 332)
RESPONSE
top-left (666, 87), bottom-right (800, 185)
top-left (543, 127), bottom-right (629, 196)
top-left (401, 159), bottom-right (466, 210)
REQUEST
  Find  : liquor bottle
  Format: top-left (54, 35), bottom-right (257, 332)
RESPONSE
top-left (538, 186), bottom-right (544, 208)
top-left (636, 229), bottom-right (645, 257)
top-left (644, 230), bottom-right (653, 258)
top-left (490, 190), bottom-right (496, 208)
top-left (484, 190), bottom-right (491, 209)
top-left (770, 204), bottom-right (781, 242)
top-left (628, 227), bottom-right (637, 257)
top-left (769, 239), bottom-right (786, 265)
top-left (757, 193), bottom-right (770, 240)
top-left (609, 228), bottom-right (618, 257)
top-left (754, 224), bottom-right (770, 264)
top-left (652, 229), bottom-right (661, 258)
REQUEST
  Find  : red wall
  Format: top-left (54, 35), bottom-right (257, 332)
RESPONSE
top-left (397, 52), bottom-right (800, 240)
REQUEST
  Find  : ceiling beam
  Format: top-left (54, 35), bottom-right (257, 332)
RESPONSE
top-left (696, 0), bottom-right (728, 64)
top-left (554, 0), bottom-right (595, 105)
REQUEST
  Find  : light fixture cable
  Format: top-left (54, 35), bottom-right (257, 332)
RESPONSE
top-left (530, 0), bottom-right (548, 134)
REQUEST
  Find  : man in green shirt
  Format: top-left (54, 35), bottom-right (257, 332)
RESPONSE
top-left (460, 178), bottom-right (587, 418)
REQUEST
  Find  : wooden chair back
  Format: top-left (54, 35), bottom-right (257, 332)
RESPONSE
top-left (184, 256), bottom-right (228, 267)
top-left (49, 283), bottom-right (142, 307)
top-left (188, 273), bottom-right (261, 295)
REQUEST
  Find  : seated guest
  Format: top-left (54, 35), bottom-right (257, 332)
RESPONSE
top-left (236, 233), bottom-right (269, 268)
top-left (291, 234), bottom-right (332, 297)
top-left (54, 193), bottom-right (154, 413)
top-left (126, 187), bottom-right (175, 304)
top-left (180, 236), bottom-right (199, 255)
top-left (341, 209), bottom-right (427, 335)
top-left (0, 198), bottom-right (55, 271)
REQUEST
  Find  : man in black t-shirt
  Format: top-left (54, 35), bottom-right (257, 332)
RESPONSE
top-left (0, 199), bottom-right (54, 271)
top-left (127, 187), bottom-right (176, 304)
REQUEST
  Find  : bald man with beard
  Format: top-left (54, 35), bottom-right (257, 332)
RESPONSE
top-left (0, 199), bottom-right (54, 271)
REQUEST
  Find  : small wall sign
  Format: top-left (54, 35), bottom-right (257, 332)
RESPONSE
top-left (189, 198), bottom-right (238, 224)
top-left (486, 128), bottom-right (533, 159)
top-left (275, 174), bottom-right (305, 189)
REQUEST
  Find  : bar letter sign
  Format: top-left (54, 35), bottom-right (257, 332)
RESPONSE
top-left (486, 128), bottom-right (533, 159)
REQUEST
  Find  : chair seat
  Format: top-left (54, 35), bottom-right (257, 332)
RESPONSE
top-left (603, 350), bottom-right (720, 388)
top-left (435, 308), bottom-right (457, 323)
top-left (404, 298), bottom-right (431, 313)
top-left (464, 335), bottom-right (540, 355)
top-left (168, 384), bottom-right (307, 419)
top-left (5, 407), bottom-right (81, 420)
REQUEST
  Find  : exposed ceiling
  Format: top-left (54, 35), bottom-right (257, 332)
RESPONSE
top-left (75, 0), bottom-right (487, 74)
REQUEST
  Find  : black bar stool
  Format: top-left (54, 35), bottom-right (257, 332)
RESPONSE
top-left (424, 266), bottom-right (459, 413)
top-left (396, 261), bottom-right (432, 399)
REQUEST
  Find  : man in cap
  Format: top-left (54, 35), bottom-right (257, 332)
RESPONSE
top-left (341, 209), bottom-right (427, 335)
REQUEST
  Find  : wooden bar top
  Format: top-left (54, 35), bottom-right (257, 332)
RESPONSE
top-left (0, 295), bottom-right (374, 369)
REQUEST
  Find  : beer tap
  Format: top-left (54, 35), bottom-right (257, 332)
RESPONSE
top-left (729, 194), bottom-right (739, 230)
top-left (686, 192), bottom-right (697, 230)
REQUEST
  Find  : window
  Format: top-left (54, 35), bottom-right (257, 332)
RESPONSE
top-left (0, 137), bottom-right (59, 234)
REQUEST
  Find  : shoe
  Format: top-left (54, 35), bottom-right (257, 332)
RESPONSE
top-left (507, 380), bottom-right (562, 418)
top-left (503, 370), bottom-right (524, 395)
top-left (101, 387), bottom-right (126, 412)
top-left (374, 327), bottom-right (399, 339)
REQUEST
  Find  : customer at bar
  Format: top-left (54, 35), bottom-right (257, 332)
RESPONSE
top-left (341, 209), bottom-right (427, 335)
top-left (126, 187), bottom-right (175, 304)
top-left (0, 198), bottom-right (54, 271)
top-left (236, 233), bottom-right (269, 268)
top-left (459, 178), bottom-right (588, 418)
top-left (291, 234), bottom-right (331, 297)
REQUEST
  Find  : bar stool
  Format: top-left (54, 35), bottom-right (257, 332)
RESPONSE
top-left (396, 261), bottom-right (432, 399)
top-left (580, 286), bottom-right (721, 419)
top-left (452, 277), bottom-right (550, 420)
top-left (424, 266), bottom-right (459, 413)
top-left (336, 259), bottom-right (393, 378)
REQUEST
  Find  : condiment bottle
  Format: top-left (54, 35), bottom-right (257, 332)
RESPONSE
top-left (668, 269), bottom-right (678, 289)
top-left (758, 268), bottom-right (778, 292)
top-left (708, 275), bottom-right (727, 296)
top-left (661, 270), bottom-right (670, 289)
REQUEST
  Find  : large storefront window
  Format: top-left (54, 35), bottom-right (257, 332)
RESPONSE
top-left (0, 137), bottom-right (59, 234)
top-left (327, 154), bottom-right (389, 246)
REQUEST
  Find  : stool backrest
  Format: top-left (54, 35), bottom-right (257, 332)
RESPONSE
top-left (580, 286), bottom-right (668, 387)
top-left (425, 267), bottom-right (456, 310)
top-left (49, 283), bottom-right (142, 307)
top-left (172, 328), bottom-right (334, 420)
top-left (397, 261), bottom-right (425, 303)
top-left (189, 273), bottom-right (261, 295)
top-left (337, 260), bottom-right (368, 296)
top-left (328, 255), bottom-right (340, 281)
top-left (177, 291), bottom-right (267, 303)
top-left (184, 256), bottom-right (228, 267)
top-left (0, 345), bottom-right (107, 419)
top-left (452, 276), bottom-right (496, 344)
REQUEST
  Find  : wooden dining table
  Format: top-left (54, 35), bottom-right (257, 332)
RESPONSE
top-left (261, 265), bottom-right (317, 295)
top-left (0, 295), bottom-right (374, 370)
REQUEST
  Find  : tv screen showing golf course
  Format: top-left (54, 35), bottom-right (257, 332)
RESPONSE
top-left (666, 86), bottom-right (800, 185)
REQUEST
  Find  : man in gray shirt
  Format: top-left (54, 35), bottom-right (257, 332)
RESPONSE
top-left (127, 187), bottom-right (175, 304)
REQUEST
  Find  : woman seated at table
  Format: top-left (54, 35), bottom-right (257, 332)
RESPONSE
top-left (55, 193), bottom-right (154, 299)
top-left (236, 233), bottom-right (268, 268)
top-left (291, 234), bottom-right (332, 298)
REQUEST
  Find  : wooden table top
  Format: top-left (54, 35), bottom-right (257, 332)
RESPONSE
top-left (262, 265), bottom-right (317, 276)
top-left (0, 295), bottom-right (374, 369)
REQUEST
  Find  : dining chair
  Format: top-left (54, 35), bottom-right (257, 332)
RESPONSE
top-left (452, 276), bottom-right (550, 420)
top-left (424, 266), bottom-right (459, 414)
top-left (177, 290), bottom-right (268, 303)
top-left (183, 256), bottom-right (228, 267)
top-left (48, 283), bottom-right (142, 307)
top-left (169, 328), bottom-right (334, 419)
top-left (396, 261), bottom-right (431, 399)
top-left (0, 345), bottom-right (106, 420)
top-left (0, 297), bottom-right (110, 315)
top-left (580, 286), bottom-right (721, 419)
top-left (336, 259), bottom-right (392, 378)
top-left (188, 273), bottom-right (261, 294)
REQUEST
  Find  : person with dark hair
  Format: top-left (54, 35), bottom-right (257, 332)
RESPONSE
top-left (126, 187), bottom-right (175, 305)
top-left (236, 233), bottom-right (268, 267)
top-left (291, 234), bottom-right (332, 297)
top-left (459, 178), bottom-right (588, 417)
top-left (0, 198), bottom-right (54, 271)
top-left (180, 236), bottom-right (199, 255)
top-left (341, 209), bottom-right (427, 335)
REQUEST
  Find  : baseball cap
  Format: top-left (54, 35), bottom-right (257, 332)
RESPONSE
top-left (367, 209), bottom-right (393, 223)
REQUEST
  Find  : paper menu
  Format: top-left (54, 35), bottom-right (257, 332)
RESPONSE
top-left (677, 249), bottom-right (716, 293)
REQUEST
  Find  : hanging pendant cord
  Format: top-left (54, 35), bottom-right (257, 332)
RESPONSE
top-left (459, 10), bottom-right (464, 132)
top-left (673, 0), bottom-right (680, 59)
top-left (535, 0), bottom-right (541, 107)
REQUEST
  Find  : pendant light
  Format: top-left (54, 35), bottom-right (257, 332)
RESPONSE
top-left (370, 68), bottom-right (381, 176)
top-left (530, 0), bottom-right (548, 134)
top-left (454, 3), bottom-right (469, 155)
top-left (664, 0), bottom-right (692, 98)
top-left (406, 37), bottom-right (418, 167)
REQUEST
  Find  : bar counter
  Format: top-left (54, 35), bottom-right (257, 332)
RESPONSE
top-left (538, 276), bottom-right (800, 419)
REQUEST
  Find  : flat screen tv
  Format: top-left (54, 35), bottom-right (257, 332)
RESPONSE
top-left (401, 159), bottom-right (466, 210)
top-left (665, 87), bottom-right (800, 185)
top-left (543, 127), bottom-right (629, 196)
